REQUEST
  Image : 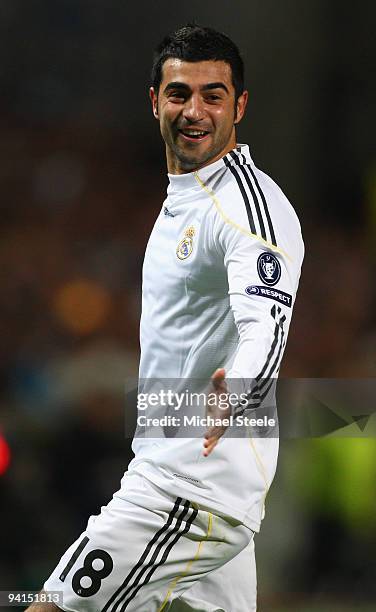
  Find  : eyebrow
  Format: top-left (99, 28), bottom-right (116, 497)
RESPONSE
top-left (163, 81), bottom-right (229, 94)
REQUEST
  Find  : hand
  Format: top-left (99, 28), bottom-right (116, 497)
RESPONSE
top-left (203, 368), bottom-right (231, 457)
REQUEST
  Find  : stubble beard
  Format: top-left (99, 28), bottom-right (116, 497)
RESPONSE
top-left (166, 129), bottom-right (228, 174)
top-left (173, 145), bottom-right (216, 172)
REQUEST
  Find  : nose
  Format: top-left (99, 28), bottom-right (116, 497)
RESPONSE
top-left (183, 93), bottom-right (205, 123)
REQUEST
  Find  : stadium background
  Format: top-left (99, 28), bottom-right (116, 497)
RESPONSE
top-left (0, 1), bottom-right (375, 610)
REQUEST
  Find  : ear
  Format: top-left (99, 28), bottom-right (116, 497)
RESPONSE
top-left (234, 90), bottom-right (248, 125)
top-left (149, 87), bottom-right (159, 120)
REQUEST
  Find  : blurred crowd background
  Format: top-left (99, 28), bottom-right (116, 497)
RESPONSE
top-left (0, 1), bottom-right (375, 610)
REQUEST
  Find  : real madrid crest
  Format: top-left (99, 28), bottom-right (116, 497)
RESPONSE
top-left (176, 226), bottom-right (195, 260)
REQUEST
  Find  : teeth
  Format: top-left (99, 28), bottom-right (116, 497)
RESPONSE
top-left (183, 130), bottom-right (207, 136)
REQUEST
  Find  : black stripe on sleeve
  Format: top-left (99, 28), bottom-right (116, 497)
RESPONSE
top-left (233, 306), bottom-right (286, 417)
top-left (258, 320), bottom-right (286, 388)
top-left (224, 155), bottom-right (257, 234)
top-left (234, 335), bottom-right (283, 417)
top-left (247, 165), bottom-right (277, 246)
top-left (255, 308), bottom-right (285, 392)
top-left (256, 313), bottom-right (280, 382)
top-left (102, 498), bottom-right (183, 612)
top-left (229, 151), bottom-right (267, 240)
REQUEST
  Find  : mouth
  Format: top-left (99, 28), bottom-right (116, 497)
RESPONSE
top-left (178, 129), bottom-right (210, 142)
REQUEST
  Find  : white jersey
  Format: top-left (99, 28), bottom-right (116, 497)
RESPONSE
top-left (128, 144), bottom-right (304, 532)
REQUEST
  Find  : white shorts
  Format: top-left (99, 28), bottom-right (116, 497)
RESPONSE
top-left (44, 473), bottom-right (256, 612)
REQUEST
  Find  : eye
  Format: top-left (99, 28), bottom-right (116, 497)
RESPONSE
top-left (205, 93), bottom-right (222, 102)
top-left (168, 92), bottom-right (185, 101)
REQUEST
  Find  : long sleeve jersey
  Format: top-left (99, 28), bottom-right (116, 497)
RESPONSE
top-left (127, 144), bottom-right (304, 532)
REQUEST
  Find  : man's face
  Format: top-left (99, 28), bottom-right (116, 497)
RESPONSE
top-left (150, 59), bottom-right (248, 174)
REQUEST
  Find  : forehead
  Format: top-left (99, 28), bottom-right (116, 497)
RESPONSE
top-left (160, 58), bottom-right (234, 90)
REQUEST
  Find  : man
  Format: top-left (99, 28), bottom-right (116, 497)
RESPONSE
top-left (29, 24), bottom-right (303, 612)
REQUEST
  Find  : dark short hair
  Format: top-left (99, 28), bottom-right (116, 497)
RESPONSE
top-left (151, 24), bottom-right (245, 101)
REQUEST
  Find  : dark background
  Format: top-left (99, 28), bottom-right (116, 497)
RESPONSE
top-left (0, 1), bottom-right (375, 610)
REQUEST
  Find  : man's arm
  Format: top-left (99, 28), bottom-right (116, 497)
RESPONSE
top-left (203, 190), bottom-right (304, 455)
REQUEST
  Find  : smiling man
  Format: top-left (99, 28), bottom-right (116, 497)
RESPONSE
top-left (151, 57), bottom-right (247, 174)
top-left (30, 25), bottom-right (304, 612)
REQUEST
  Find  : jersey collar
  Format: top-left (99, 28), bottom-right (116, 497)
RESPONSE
top-left (167, 144), bottom-right (254, 193)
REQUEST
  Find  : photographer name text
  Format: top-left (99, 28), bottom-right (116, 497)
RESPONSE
top-left (137, 415), bottom-right (276, 428)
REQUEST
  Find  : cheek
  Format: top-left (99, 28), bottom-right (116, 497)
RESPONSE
top-left (159, 114), bottom-right (177, 143)
top-left (159, 113), bottom-right (170, 133)
top-left (212, 106), bottom-right (235, 125)
top-left (160, 107), bottom-right (178, 129)
top-left (213, 112), bottom-right (235, 137)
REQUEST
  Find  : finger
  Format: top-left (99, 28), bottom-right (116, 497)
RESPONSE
top-left (203, 427), bottom-right (223, 455)
top-left (203, 438), bottom-right (218, 456)
top-left (204, 440), bottom-right (218, 457)
top-left (211, 368), bottom-right (226, 390)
